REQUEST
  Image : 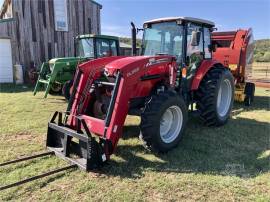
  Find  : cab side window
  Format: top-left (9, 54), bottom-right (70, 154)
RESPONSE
top-left (109, 40), bottom-right (118, 56)
top-left (96, 39), bottom-right (118, 57)
top-left (204, 27), bottom-right (211, 59)
top-left (186, 23), bottom-right (203, 58)
top-left (186, 23), bottom-right (203, 76)
top-left (96, 39), bottom-right (110, 57)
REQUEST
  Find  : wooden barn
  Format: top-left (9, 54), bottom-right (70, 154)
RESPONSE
top-left (0, 0), bottom-right (102, 83)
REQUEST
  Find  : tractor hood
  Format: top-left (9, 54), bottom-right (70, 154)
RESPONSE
top-left (104, 55), bottom-right (174, 76)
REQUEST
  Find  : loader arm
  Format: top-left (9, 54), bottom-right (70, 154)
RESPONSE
top-left (69, 55), bottom-right (176, 150)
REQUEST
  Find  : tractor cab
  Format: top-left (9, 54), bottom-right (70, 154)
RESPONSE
top-left (76, 34), bottom-right (120, 58)
top-left (141, 17), bottom-right (215, 86)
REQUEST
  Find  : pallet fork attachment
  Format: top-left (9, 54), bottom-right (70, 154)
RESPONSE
top-left (46, 112), bottom-right (104, 171)
top-left (0, 111), bottom-right (104, 191)
top-left (0, 151), bottom-right (76, 191)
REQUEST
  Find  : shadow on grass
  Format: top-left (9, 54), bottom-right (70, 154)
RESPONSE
top-left (0, 84), bottom-right (34, 93)
top-left (122, 125), bottom-right (140, 140)
top-left (0, 84), bottom-right (67, 103)
top-left (43, 98), bottom-right (68, 104)
top-left (233, 95), bottom-right (270, 113)
top-left (104, 95), bottom-right (269, 179)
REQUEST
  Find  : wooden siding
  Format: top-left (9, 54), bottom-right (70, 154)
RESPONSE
top-left (0, 0), bottom-right (101, 70)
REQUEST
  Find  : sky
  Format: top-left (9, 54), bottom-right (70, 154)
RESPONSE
top-left (98, 0), bottom-right (270, 40)
top-left (0, 0), bottom-right (269, 39)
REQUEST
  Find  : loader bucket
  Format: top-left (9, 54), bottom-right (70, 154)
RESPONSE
top-left (46, 112), bottom-right (104, 171)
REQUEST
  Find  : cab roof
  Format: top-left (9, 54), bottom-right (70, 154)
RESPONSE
top-left (144, 17), bottom-right (215, 27)
top-left (77, 34), bottom-right (119, 41)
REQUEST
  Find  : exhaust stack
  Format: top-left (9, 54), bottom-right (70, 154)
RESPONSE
top-left (131, 22), bottom-right (137, 56)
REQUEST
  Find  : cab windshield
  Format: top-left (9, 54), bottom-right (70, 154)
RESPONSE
top-left (142, 22), bottom-right (184, 61)
top-left (96, 39), bottom-right (118, 58)
top-left (77, 38), bottom-right (95, 58)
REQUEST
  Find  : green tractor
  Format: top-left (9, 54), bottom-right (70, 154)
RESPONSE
top-left (33, 34), bottom-right (120, 99)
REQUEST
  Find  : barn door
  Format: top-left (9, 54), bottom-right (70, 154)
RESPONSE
top-left (0, 39), bottom-right (13, 83)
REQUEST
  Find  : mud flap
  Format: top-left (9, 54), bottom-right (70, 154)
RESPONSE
top-left (46, 112), bottom-right (104, 171)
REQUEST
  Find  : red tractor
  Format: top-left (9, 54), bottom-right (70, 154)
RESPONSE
top-left (46, 17), bottom-right (235, 170)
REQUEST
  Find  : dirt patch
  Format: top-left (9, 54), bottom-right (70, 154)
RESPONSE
top-left (13, 132), bottom-right (34, 140)
top-left (254, 81), bottom-right (270, 88)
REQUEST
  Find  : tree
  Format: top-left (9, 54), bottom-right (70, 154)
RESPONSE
top-left (263, 51), bottom-right (270, 62)
top-left (254, 39), bottom-right (270, 62)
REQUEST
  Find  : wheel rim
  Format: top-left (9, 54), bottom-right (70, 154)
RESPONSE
top-left (217, 79), bottom-right (232, 117)
top-left (160, 106), bottom-right (183, 144)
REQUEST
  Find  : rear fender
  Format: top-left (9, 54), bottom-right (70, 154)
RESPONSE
top-left (191, 59), bottom-right (223, 91)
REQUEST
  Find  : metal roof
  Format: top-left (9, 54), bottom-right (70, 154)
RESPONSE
top-left (77, 34), bottom-right (119, 40)
top-left (90, 0), bottom-right (102, 8)
top-left (144, 17), bottom-right (215, 26)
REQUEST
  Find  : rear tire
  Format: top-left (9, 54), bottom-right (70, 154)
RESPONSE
top-left (196, 66), bottom-right (234, 126)
top-left (140, 90), bottom-right (188, 152)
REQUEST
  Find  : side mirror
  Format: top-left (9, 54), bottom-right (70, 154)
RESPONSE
top-left (191, 31), bottom-right (201, 46)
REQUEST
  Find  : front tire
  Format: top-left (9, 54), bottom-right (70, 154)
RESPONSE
top-left (196, 66), bottom-right (234, 126)
top-left (49, 83), bottom-right (63, 95)
top-left (140, 90), bottom-right (188, 152)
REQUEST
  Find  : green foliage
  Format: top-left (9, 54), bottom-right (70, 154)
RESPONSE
top-left (120, 37), bottom-right (142, 47)
top-left (262, 51), bottom-right (270, 62)
top-left (254, 39), bottom-right (270, 62)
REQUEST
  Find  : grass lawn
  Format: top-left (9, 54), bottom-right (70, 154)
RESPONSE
top-left (0, 84), bottom-right (269, 201)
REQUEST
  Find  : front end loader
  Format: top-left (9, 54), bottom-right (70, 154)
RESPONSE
top-left (45, 17), bottom-right (236, 169)
top-left (33, 35), bottom-right (120, 99)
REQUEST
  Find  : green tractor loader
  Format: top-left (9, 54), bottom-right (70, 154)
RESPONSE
top-left (33, 34), bottom-right (120, 99)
